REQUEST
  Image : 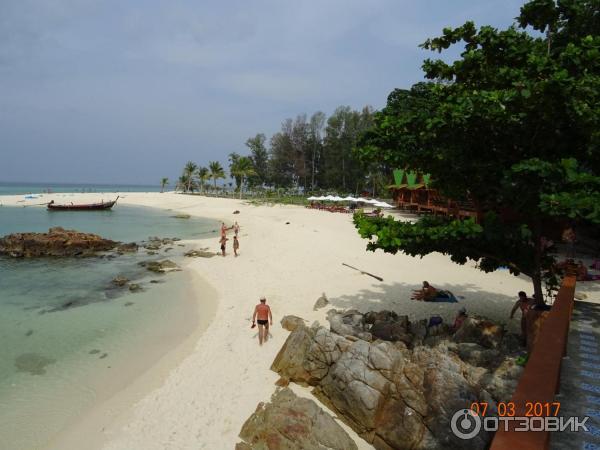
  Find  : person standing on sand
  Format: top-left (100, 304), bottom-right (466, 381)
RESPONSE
top-left (252, 297), bottom-right (273, 346)
top-left (221, 222), bottom-right (227, 237)
top-left (233, 235), bottom-right (240, 257)
top-left (219, 235), bottom-right (228, 256)
top-left (233, 221), bottom-right (240, 237)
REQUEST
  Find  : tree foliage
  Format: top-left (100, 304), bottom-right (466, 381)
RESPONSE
top-left (355, 0), bottom-right (600, 298)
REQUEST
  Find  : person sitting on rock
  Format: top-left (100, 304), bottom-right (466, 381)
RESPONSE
top-left (411, 281), bottom-right (438, 301)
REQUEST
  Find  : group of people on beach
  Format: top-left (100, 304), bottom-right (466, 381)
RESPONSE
top-left (218, 221), bottom-right (240, 257)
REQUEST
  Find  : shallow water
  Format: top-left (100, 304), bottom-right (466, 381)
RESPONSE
top-left (0, 205), bottom-right (218, 450)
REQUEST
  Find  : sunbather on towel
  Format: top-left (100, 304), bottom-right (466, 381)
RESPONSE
top-left (411, 281), bottom-right (438, 301)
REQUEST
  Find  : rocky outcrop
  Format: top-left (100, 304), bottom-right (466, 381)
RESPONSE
top-left (270, 311), bottom-right (522, 450)
top-left (453, 316), bottom-right (504, 349)
top-left (313, 293), bottom-right (329, 310)
top-left (0, 227), bottom-right (118, 257)
top-left (236, 388), bottom-right (357, 450)
top-left (138, 259), bottom-right (180, 273)
top-left (280, 315), bottom-right (306, 332)
top-left (184, 249), bottom-right (217, 258)
top-left (112, 275), bottom-right (130, 287)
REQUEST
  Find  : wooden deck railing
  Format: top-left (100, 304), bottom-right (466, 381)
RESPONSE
top-left (490, 274), bottom-right (577, 450)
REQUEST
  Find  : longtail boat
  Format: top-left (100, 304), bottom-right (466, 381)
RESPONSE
top-left (47, 196), bottom-right (119, 211)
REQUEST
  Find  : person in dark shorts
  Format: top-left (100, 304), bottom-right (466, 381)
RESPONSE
top-left (510, 291), bottom-right (534, 345)
top-left (252, 297), bottom-right (273, 346)
top-left (233, 235), bottom-right (239, 257)
top-left (219, 235), bottom-right (228, 256)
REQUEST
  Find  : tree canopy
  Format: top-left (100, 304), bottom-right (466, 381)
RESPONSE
top-left (355, 0), bottom-right (600, 298)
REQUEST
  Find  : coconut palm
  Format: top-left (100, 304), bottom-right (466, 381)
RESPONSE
top-left (197, 166), bottom-right (209, 194)
top-left (208, 161), bottom-right (225, 191)
top-left (160, 177), bottom-right (169, 193)
top-left (176, 174), bottom-right (190, 192)
top-left (230, 156), bottom-right (256, 199)
top-left (183, 161), bottom-right (198, 193)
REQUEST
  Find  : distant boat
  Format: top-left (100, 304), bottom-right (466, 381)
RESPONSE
top-left (47, 196), bottom-right (119, 211)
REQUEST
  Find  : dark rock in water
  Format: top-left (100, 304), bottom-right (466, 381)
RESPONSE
top-left (99, 353), bottom-right (108, 359)
top-left (139, 259), bottom-right (180, 273)
top-left (0, 227), bottom-right (118, 258)
top-left (89, 349), bottom-right (101, 354)
top-left (143, 243), bottom-right (161, 251)
top-left (177, 244), bottom-right (185, 247)
top-left (164, 247), bottom-right (173, 252)
top-left (171, 214), bottom-right (191, 219)
top-left (112, 275), bottom-right (129, 287)
top-left (184, 249), bottom-right (216, 258)
top-left (146, 251), bottom-right (158, 255)
top-left (25, 329), bottom-right (34, 337)
top-left (128, 283), bottom-right (142, 292)
top-left (124, 302), bottom-right (134, 307)
top-left (172, 237), bottom-right (181, 241)
top-left (149, 279), bottom-right (163, 284)
top-left (116, 242), bottom-right (138, 253)
top-left (15, 353), bottom-right (56, 375)
top-left (236, 388), bottom-right (357, 450)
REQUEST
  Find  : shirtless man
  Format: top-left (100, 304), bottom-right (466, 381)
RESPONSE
top-left (233, 221), bottom-right (240, 237)
top-left (411, 281), bottom-right (437, 301)
top-left (252, 297), bottom-right (273, 346)
top-left (510, 291), bottom-right (534, 344)
top-left (219, 235), bottom-right (228, 256)
top-left (221, 222), bottom-right (228, 237)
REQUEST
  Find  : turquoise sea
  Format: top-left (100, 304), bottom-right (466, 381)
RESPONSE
top-left (0, 205), bottom-right (218, 450)
top-left (0, 181), bottom-right (162, 196)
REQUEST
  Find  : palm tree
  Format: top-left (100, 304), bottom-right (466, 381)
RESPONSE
top-left (183, 161), bottom-right (198, 193)
top-left (176, 174), bottom-right (189, 192)
top-left (160, 177), bottom-right (169, 193)
top-left (208, 161), bottom-right (225, 191)
top-left (230, 156), bottom-right (257, 199)
top-left (197, 166), bottom-right (209, 194)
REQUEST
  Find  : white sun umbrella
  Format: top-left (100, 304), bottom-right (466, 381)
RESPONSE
top-left (323, 195), bottom-right (337, 201)
top-left (342, 196), bottom-right (357, 202)
top-left (331, 195), bottom-right (344, 202)
top-left (364, 199), bottom-right (380, 205)
top-left (307, 196), bottom-right (318, 200)
top-left (373, 201), bottom-right (394, 208)
top-left (356, 197), bottom-right (369, 203)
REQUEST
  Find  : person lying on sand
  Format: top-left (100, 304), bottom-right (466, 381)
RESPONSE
top-left (411, 281), bottom-right (437, 301)
top-left (252, 297), bottom-right (273, 346)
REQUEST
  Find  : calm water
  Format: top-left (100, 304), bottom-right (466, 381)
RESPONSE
top-left (0, 205), bottom-right (218, 450)
top-left (0, 181), bottom-right (162, 196)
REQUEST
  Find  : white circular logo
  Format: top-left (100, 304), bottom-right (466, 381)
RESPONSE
top-left (450, 409), bottom-right (482, 440)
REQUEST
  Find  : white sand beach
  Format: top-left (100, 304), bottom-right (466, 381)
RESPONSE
top-left (2, 192), bottom-right (595, 449)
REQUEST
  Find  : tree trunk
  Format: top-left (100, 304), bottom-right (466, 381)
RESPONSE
top-left (531, 219), bottom-right (544, 303)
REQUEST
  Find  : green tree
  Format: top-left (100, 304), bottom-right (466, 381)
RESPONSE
top-left (209, 161), bottom-right (226, 191)
top-left (197, 166), bottom-right (209, 194)
top-left (160, 177), bottom-right (169, 193)
top-left (355, 0), bottom-right (600, 299)
top-left (246, 133), bottom-right (269, 187)
top-left (183, 161), bottom-right (198, 193)
top-left (228, 152), bottom-right (242, 191)
top-left (231, 156), bottom-right (257, 198)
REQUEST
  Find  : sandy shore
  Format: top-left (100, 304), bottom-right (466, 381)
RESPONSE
top-left (2, 191), bottom-right (596, 449)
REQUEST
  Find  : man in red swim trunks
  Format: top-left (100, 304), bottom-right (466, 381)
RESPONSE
top-left (252, 297), bottom-right (273, 346)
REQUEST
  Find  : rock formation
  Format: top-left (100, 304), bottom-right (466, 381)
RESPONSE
top-left (236, 388), bottom-right (357, 450)
top-left (268, 310), bottom-right (522, 450)
top-left (0, 227), bottom-right (118, 257)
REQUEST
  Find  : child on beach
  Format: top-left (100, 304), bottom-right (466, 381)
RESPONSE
top-left (233, 236), bottom-right (239, 257)
top-left (233, 221), bottom-right (240, 237)
top-left (219, 235), bottom-right (228, 256)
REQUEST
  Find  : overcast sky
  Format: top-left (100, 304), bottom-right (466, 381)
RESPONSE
top-left (0, 0), bottom-right (525, 185)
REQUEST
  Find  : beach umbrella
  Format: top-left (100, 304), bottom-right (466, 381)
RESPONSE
top-left (342, 196), bottom-right (357, 202)
top-left (331, 196), bottom-right (344, 202)
top-left (323, 195), bottom-right (336, 201)
top-left (356, 197), bottom-right (369, 203)
top-left (364, 199), bottom-right (380, 205)
top-left (373, 201), bottom-right (394, 208)
top-left (307, 196), bottom-right (318, 200)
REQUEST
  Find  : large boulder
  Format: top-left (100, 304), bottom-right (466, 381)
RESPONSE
top-left (138, 259), bottom-right (180, 273)
top-left (280, 315), bottom-right (306, 332)
top-left (0, 227), bottom-right (118, 257)
top-left (326, 309), bottom-right (372, 341)
top-left (271, 316), bottom-right (522, 450)
top-left (236, 388), bottom-right (357, 450)
top-left (453, 316), bottom-right (504, 349)
top-left (313, 293), bottom-right (329, 311)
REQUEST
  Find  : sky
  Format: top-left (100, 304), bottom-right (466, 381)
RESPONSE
top-left (0, 0), bottom-right (525, 185)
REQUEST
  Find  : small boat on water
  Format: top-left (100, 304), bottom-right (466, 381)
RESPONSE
top-left (47, 196), bottom-right (119, 211)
